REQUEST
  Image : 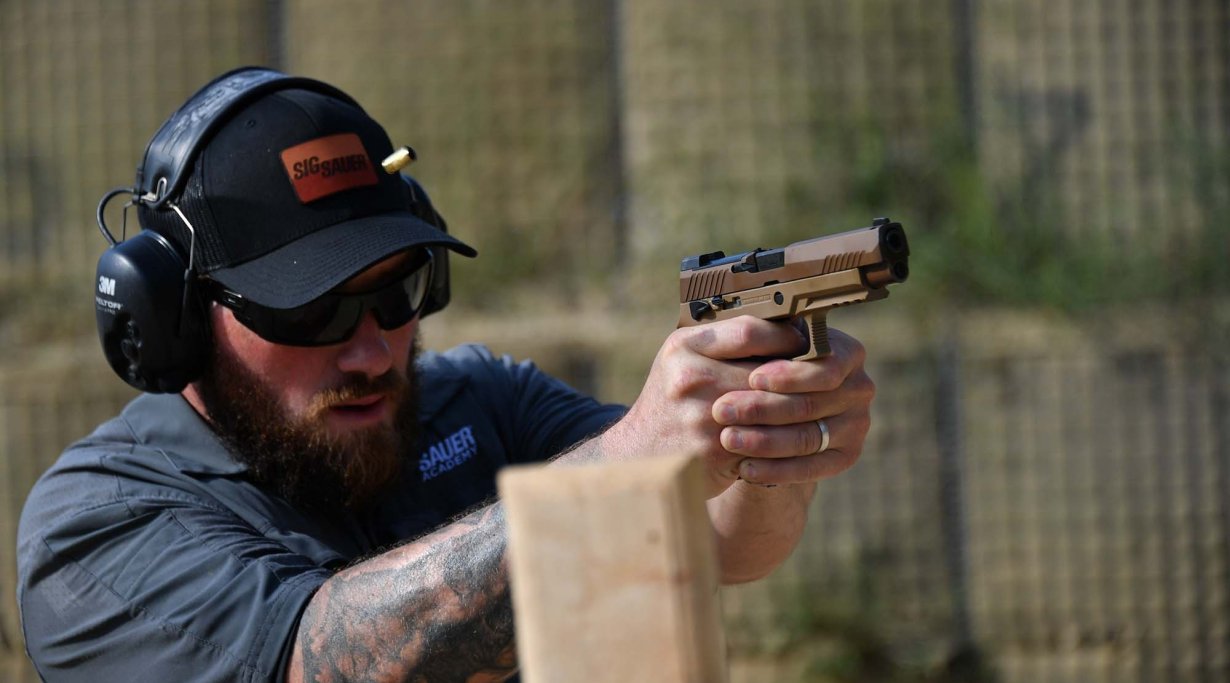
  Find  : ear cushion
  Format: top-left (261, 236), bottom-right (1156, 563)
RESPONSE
top-left (95, 231), bottom-right (209, 393)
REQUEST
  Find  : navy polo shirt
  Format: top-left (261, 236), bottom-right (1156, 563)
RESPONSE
top-left (17, 344), bottom-right (625, 682)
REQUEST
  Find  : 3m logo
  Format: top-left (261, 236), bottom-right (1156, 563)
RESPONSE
top-left (280, 133), bottom-right (379, 203)
top-left (98, 276), bottom-right (116, 296)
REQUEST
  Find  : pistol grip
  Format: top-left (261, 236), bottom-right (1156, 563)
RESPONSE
top-left (793, 311), bottom-right (831, 361)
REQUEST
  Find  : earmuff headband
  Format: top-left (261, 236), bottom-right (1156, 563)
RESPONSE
top-left (137, 67), bottom-right (361, 208)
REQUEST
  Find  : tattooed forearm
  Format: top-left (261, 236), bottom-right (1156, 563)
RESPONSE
top-left (549, 431), bottom-right (607, 466)
top-left (289, 503), bottom-right (516, 683)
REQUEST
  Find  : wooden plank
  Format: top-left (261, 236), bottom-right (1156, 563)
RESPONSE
top-left (499, 454), bottom-right (727, 683)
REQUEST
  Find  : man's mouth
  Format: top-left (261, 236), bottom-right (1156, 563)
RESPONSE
top-left (327, 394), bottom-right (390, 425)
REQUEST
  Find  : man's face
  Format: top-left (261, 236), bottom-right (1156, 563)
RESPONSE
top-left (187, 255), bottom-right (423, 511)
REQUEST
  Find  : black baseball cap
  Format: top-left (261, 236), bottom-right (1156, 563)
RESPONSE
top-left (138, 79), bottom-right (477, 309)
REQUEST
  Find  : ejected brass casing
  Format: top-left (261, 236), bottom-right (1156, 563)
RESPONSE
top-left (381, 145), bottom-right (417, 174)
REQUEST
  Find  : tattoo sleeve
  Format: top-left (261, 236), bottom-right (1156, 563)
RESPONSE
top-left (289, 436), bottom-right (612, 682)
top-left (291, 502), bottom-right (517, 683)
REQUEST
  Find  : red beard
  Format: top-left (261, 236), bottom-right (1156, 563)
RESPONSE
top-left (195, 337), bottom-right (422, 511)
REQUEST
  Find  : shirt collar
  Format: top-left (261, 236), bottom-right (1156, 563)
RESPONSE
top-left (121, 393), bottom-right (248, 475)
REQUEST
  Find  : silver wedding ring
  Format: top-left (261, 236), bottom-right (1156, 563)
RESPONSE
top-left (816, 419), bottom-right (830, 454)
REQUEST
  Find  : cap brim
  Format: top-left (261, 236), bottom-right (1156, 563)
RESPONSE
top-left (208, 211), bottom-right (477, 308)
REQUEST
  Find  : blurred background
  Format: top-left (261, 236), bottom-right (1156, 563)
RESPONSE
top-left (1, 1), bottom-right (1228, 681)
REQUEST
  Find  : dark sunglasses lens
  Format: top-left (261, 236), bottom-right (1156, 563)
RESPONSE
top-left (373, 258), bottom-right (433, 330)
top-left (266, 297), bottom-right (357, 345)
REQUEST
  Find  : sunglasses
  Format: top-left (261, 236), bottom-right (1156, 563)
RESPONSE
top-left (211, 251), bottom-right (434, 347)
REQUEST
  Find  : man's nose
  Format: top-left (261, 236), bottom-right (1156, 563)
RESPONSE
top-left (335, 313), bottom-right (395, 378)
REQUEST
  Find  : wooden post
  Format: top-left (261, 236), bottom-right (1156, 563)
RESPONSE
top-left (498, 454), bottom-right (728, 683)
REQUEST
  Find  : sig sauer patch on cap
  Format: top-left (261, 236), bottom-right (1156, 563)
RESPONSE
top-left (280, 133), bottom-right (379, 203)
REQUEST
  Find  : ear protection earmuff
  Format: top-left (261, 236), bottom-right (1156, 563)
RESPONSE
top-left (95, 66), bottom-right (459, 393)
top-left (93, 204), bottom-right (208, 393)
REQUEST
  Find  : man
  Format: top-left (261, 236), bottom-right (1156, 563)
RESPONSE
top-left (18, 68), bottom-right (874, 682)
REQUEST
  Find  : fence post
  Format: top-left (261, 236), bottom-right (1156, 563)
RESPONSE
top-left (936, 331), bottom-right (974, 657)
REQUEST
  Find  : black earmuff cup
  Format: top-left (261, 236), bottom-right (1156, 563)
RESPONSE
top-left (95, 231), bottom-right (207, 393)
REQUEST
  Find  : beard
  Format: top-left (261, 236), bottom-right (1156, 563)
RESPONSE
top-left (195, 338), bottom-right (422, 513)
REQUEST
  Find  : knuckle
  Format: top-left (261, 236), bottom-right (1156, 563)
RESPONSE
top-left (662, 328), bottom-right (695, 356)
top-left (795, 425), bottom-right (816, 455)
top-left (798, 393), bottom-right (822, 421)
top-left (833, 328), bottom-right (867, 365)
top-left (811, 450), bottom-right (857, 480)
top-left (803, 457), bottom-right (830, 480)
top-left (847, 337), bottom-right (867, 366)
top-left (816, 364), bottom-right (843, 391)
top-left (727, 318), bottom-right (758, 348)
top-left (829, 449), bottom-right (859, 476)
top-left (850, 371), bottom-right (876, 403)
top-left (850, 413), bottom-right (872, 440)
top-left (670, 363), bottom-right (714, 397)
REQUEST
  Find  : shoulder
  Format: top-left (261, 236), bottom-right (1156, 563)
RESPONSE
top-left (417, 343), bottom-right (518, 377)
top-left (415, 344), bottom-right (543, 414)
top-left (22, 402), bottom-right (163, 522)
top-left (18, 398), bottom-right (330, 682)
top-left (18, 394), bottom-right (243, 558)
top-left (418, 343), bottom-right (625, 450)
top-left (417, 343), bottom-right (609, 414)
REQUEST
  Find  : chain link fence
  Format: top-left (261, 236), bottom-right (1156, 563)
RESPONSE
top-left (1, 1), bottom-right (1228, 681)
